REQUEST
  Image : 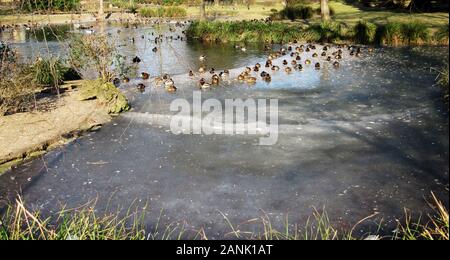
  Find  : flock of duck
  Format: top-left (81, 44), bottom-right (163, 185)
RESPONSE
top-left (1, 20), bottom-right (371, 94)
top-left (123, 40), bottom-right (371, 93)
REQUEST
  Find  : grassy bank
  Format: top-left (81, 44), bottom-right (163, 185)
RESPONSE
top-left (186, 20), bottom-right (449, 45)
top-left (139, 6), bottom-right (187, 18)
top-left (309, 1), bottom-right (449, 30)
top-left (0, 193), bottom-right (447, 240)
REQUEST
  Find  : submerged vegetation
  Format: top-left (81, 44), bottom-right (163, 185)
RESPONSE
top-left (0, 193), bottom-right (447, 240)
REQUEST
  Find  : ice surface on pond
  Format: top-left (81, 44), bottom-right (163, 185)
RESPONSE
top-left (0, 23), bottom-right (448, 237)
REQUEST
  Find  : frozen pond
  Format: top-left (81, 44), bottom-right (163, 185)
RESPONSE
top-left (0, 23), bottom-right (449, 238)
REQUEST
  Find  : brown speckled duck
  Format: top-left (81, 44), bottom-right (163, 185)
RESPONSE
top-left (137, 83), bottom-right (146, 92)
top-left (141, 72), bottom-right (150, 80)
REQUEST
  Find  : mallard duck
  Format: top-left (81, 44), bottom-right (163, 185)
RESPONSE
top-left (305, 47), bottom-right (310, 52)
top-left (220, 70), bottom-right (230, 79)
top-left (199, 79), bottom-right (211, 89)
top-left (291, 60), bottom-right (297, 66)
top-left (210, 68), bottom-right (215, 74)
top-left (164, 78), bottom-right (174, 87)
top-left (141, 72), bottom-right (150, 80)
top-left (260, 71), bottom-right (268, 78)
top-left (263, 74), bottom-right (271, 82)
top-left (335, 54), bottom-right (342, 60)
top-left (296, 55), bottom-right (301, 61)
top-left (246, 77), bottom-right (257, 84)
top-left (155, 77), bottom-right (164, 87)
top-left (285, 66), bottom-right (292, 73)
top-left (199, 78), bottom-right (206, 86)
top-left (287, 46), bottom-right (292, 51)
top-left (238, 74), bottom-right (245, 81)
top-left (315, 62), bottom-right (320, 69)
top-left (321, 52), bottom-right (327, 57)
top-left (162, 74), bottom-right (170, 80)
top-left (113, 78), bottom-right (121, 86)
top-left (199, 55), bottom-right (206, 61)
top-left (198, 66), bottom-right (206, 73)
top-left (137, 83), bottom-right (146, 92)
top-left (122, 77), bottom-right (130, 83)
top-left (132, 56), bottom-right (141, 63)
top-left (282, 60), bottom-right (288, 66)
top-left (152, 47), bottom-right (158, 52)
top-left (212, 74), bottom-right (220, 85)
top-left (323, 46), bottom-right (328, 51)
top-left (297, 64), bottom-right (303, 71)
top-left (312, 53), bottom-right (318, 58)
top-left (326, 56), bottom-right (332, 62)
top-left (245, 67), bottom-right (252, 74)
top-left (271, 65), bottom-right (280, 71)
top-left (253, 66), bottom-right (259, 72)
top-left (255, 63), bottom-right (261, 69)
top-left (166, 85), bottom-right (177, 93)
top-left (305, 59), bottom-right (311, 65)
top-left (189, 70), bottom-right (194, 77)
top-left (333, 61), bottom-right (340, 68)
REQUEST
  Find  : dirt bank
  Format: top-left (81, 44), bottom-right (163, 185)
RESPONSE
top-left (0, 82), bottom-right (117, 174)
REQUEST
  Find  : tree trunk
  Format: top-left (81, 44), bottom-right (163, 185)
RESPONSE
top-left (320, 0), bottom-right (331, 22)
top-left (98, 0), bottom-right (104, 20)
top-left (199, 0), bottom-right (206, 21)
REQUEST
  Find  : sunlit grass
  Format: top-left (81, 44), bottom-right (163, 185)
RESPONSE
top-left (1, 193), bottom-right (447, 240)
top-left (393, 192), bottom-right (449, 240)
top-left (435, 64), bottom-right (449, 103)
top-left (309, 1), bottom-right (449, 30)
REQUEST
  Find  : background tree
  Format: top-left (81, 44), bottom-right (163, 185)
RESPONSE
top-left (320, 0), bottom-right (331, 21)
top-left (98, 0), bottom-right (104, 20)
top-left (199, 0), bottom-right (206, 20)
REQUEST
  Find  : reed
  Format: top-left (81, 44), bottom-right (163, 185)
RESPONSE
top-left (1, 193), bottom-right (447, 240)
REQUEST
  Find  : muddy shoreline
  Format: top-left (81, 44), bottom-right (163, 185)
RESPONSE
top-left (0, 81), bottom-right (114, 175)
